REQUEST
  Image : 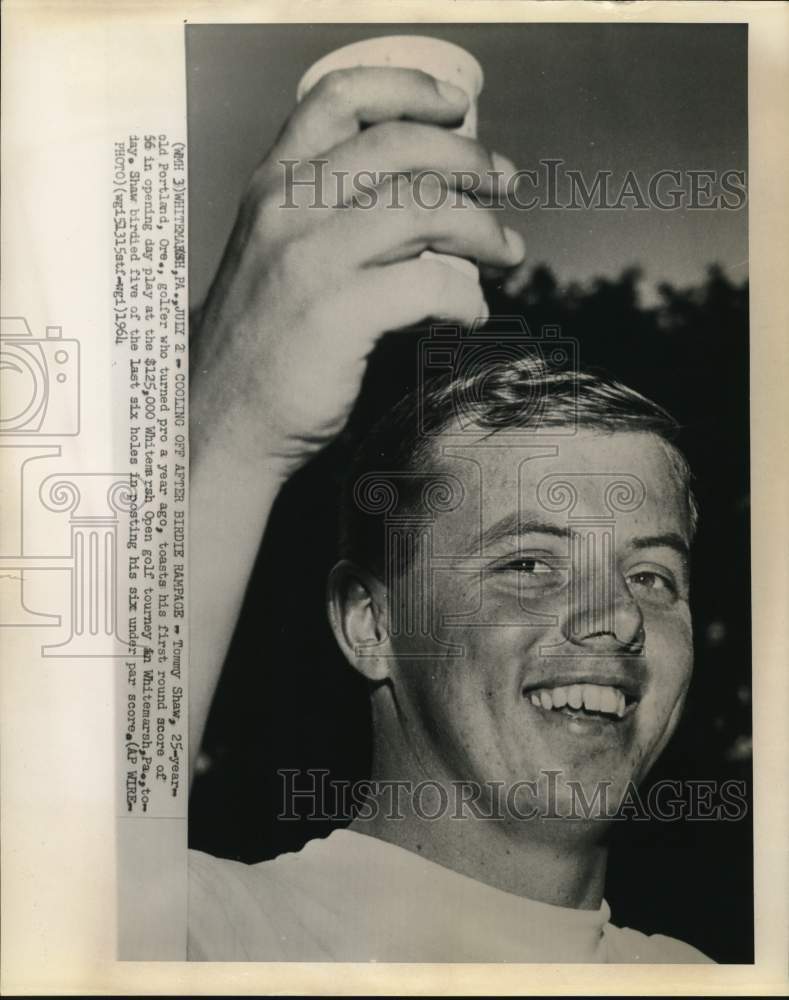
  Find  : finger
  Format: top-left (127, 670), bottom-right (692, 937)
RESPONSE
top-left (272, 67), bottom-right (470, 162)
top-left (280, 122), bottom-right (513, 204)
top-left (323, 258), bottom-right (489, 340)
top-left (310, 180), bottom-right (526, 271)
top-left (501, 257), bottom-right (532, 296)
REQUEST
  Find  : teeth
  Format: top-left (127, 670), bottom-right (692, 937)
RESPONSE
top-left (599, 687), bottom-right (618, 715)
top-left (528, 683), bottom-right (632, 717)
top-left (582, 684), bottom-right (601, 712)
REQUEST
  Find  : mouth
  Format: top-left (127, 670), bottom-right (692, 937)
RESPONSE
top-left (522, 679), bottom-right (640, 726)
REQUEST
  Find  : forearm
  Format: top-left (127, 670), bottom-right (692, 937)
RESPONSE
top-left (188, 354), bottom-right (289, 781)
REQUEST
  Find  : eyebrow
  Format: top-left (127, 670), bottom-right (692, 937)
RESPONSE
top-left (475, 517), bottom-right (690, 561)
top-left (476, 515), bottom-right (572, 552)
top-left (627, 533), bottom-right (690, 561)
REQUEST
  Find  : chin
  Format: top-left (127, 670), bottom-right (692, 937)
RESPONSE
top-left (531, 761), bottom-right (644, 823)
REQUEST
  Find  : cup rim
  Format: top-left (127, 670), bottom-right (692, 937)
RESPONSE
top-left (296, 35), bottom-right (484, 103)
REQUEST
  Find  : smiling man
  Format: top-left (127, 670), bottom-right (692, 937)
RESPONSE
top-left (187, 62), bottom-right (713, 962)
top-left (331, 359), bottom-right (696, 866)
top-left (189, 356), bottom-right (711, 962)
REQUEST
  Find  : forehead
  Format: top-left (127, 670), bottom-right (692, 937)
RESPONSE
top-left (426, 428), bottom-right (690, 550)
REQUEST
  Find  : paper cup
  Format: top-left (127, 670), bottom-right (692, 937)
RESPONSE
top-left (297, 36), bottom-right (484, 280)
top-left (297, 35), bottom-right (483, 137)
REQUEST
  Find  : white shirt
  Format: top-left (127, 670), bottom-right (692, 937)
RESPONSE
top-left (188, 829), bottom-right (712, 962)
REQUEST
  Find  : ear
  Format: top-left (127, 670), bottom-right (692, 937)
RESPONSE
top-left (327, 560), bottom-right (391, 682)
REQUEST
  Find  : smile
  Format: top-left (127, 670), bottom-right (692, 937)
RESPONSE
top-left (523, 682), bottom-right (639, 722)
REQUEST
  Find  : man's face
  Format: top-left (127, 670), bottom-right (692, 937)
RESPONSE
top-left (385, 428), bottom-right (693, 826)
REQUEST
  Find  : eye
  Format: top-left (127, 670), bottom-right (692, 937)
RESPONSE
top-left (626, 568), bottom-right (678, 604)
top-left (495, 556), bottom-right (565, 594)
top-left (507, 557), bottom-right (556, 576)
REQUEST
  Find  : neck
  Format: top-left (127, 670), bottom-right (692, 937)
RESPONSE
top-left (350, 707), bottom-right (608, 910)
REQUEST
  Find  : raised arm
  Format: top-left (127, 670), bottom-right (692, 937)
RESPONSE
top-left (188, 66), bottom-right (525, 774)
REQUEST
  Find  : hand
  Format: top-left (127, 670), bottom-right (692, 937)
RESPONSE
top-left (191, 66), bottom-right (525, 479)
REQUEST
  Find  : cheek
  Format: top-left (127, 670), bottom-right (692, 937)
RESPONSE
top-left (436, 573), bottom-right (560, 651)
top-left (391, 623), bottom-right (521, 742)
top-left (426, 579), bottom-right (565, 710)
top-left (643, 608), bottom-right (694, 726)
top-left (654, 605), bottom-right (693, 677)
top-left (393, 657), bottom-right (508, 777)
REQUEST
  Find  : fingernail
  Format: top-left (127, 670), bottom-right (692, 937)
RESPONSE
top-left (492, 151), bottom-right (517, 179)
top-left (503, 226), bottom-right (525, 261)
top-left (436, 79), bottom-right (469, 105)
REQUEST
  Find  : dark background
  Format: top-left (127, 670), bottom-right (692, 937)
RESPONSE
top-left (187, 24), bottom-right (752, 963)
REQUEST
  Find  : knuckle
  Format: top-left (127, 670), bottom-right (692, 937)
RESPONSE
top-left (404, 67), bottom-right (441, 94)
top-left (279, 230), bottom-right (344, 291)
top-left (396, 173), bottom-right (419, 208)
top-left (314, 67), bottom-right (355, 104)
top-left (367, 119), bottom-right (407, 150)
top-left (422, 170), bottom-right (445, 195)
top-left (412, 170), bottom-right (445, 206)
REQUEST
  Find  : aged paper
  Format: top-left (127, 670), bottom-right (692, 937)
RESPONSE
top-left (1, 0), bottom-right (787, 994)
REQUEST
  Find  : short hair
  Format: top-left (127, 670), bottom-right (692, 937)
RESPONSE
top-left (339, 356), bottom-right (698, 578)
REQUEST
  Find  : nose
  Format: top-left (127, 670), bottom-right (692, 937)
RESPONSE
top-left (610, 574), bottom-right (646, 651)
top-left (563, 541), bottom-right (645, 653)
